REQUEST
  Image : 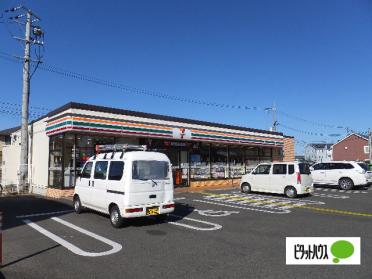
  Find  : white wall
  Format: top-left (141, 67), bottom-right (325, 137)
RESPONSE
top-left (1, 118), bottom-right (49, 195)
top-left (1, 144), bottom-right (20, 187)
top-left (29, 119), bottom-right (49, 195)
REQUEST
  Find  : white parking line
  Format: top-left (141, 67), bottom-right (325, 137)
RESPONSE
top-left (23, 217), bottom-right (122, 257)
top-left (193, 199), bottom-right (291, 214)
top-left (315, 188), bottom-right (369, 194)
top-left (16, 210), bottom-right (74, 218)
top-left (168, 214), bottom-right (222, 231)
top-left (174, 197), bottom-right (186, 201)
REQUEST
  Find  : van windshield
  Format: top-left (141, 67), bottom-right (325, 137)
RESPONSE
top-left (132, 160), bottom-right (169, 180)
top-left (299, 163), bottom-right (311, 175)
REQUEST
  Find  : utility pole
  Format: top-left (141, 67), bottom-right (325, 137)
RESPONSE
top-left (265, 103), bottom-right (278, 132)
top-left (5, 6), bottom-right (44, 192)
top-left (19, 11), bottom-right (31, 192)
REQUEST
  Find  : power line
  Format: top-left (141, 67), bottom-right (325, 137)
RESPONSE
top-left (0, 50), bottom-right (365, 138)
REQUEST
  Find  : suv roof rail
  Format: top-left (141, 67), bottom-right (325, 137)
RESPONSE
top-left (96, 144), bottom-right (147, 153)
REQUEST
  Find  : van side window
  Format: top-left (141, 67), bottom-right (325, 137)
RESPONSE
top-left (108, 161), bottom-right (124, 181)
top-left (254, 164), bottom-right (271, 175)
top-left (273, 164), bottom-right (286, 175)
top-left (288, 165), bottom-right (295, 174)
top-left (81, 162), bottom-right (93, 179)
top-left (94, 161), bottom-right (108, 180)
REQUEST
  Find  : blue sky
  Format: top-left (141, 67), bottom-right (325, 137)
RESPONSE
top-left (1, 0), bottom-right (372, 154)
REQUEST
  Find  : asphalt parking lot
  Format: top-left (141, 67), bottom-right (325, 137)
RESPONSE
top-left (1, 185), bottom-right (372, 279)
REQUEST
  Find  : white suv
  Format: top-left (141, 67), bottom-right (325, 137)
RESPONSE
top-left (310, 161), bottom-right (369, 190)
top-left (240, 162), bottom-right (313, 198)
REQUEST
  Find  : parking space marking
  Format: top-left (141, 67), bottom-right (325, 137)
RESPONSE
top-left (194, 209), bottom-right (240, 217)
top-left (23, 217), bottom-right (123, 257)
top-left (174, 197), bottom-right (186, 201)
top-left (297, 206), bottom-right (372, 218)
top-left (193, 199), bottom-right (291, 214)
top-left (312, 193), bottom-right (349, 199)
top-left (197, 192), bottom-right (325, 214)
top-left (315, 188), bottom-right (368, 194)
top-left (168, 214), bottom-right (222, 231)
top-left (16, 210), bottom-right (74, 218)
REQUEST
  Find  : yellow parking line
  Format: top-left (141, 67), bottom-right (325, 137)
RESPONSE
top-left (295, 205), bottom-right (372, 217)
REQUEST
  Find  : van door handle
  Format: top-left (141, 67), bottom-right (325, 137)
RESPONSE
top-left (92, 181), bottom-right (95, 187)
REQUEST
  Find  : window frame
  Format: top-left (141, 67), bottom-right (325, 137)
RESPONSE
top-left (81, 161), bottom-right (93, 179)
top-left (108, 161), bottom-right (125, 181)
top-left (288, 164), bottom-right (295, 175)
top-left (272, 164), bottom-right (287, 175)
top-left (94, 161), bottom-right (109, 180)
top-left (253, 164), bottom-right (271, 175)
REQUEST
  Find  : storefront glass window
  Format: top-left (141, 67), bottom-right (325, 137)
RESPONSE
top-left (49, 134), bottom-right (64, 187)
top-left (75, 135), bottom-right (115, 174)
top-left (259, 147), bottom-right (272, 163)
top-left (190, 143), bottom-right (210, 180)
top-left (211, 145), bottom-right (228, 178)
top-left (63, 133), bottom-right (75, 188)
top-left (245, 147), bottom-right (259, 173)
top-left (229, 147), bottom-right (245, 177)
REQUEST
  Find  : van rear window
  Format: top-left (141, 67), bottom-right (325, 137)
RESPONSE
top-left (132, 160), bottom-right (169, 180)
top-left (299, 163), bottom-right (311, 175)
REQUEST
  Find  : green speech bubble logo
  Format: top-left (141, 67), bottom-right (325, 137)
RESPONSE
top-left (331, 240), bottom-right (354, 263)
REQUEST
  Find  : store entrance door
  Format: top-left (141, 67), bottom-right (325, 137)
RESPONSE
top-left (180, 150), bottom-right (189, 186)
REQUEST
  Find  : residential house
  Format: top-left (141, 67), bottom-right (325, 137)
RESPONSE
top-left (304, 143), bottom-right (333, 163)
top-left (332, 133), bottom-right (369, 162)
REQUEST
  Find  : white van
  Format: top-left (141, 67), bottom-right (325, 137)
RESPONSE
top-left (73, 144), bottom-right (174, 228)
top-left (240, 162), bottom-right (313, 198)
top-left (310, 161), bottom-right (370, 190)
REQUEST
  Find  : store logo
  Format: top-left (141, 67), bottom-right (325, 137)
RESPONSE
top-left (172, 128), bottom-right (192, 140)
top-left (286, 237), bottom-right (360, 265)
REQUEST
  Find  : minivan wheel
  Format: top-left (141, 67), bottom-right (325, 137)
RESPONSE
top-left (110, 205), bottom-right (123, 228)
top-left (339, 178), bottom-right (354, 190)
top-left (285, 186), bottom-right (297, 198)
top-left (73, 196), bottom-right (82, 214)
top-left (241, 183), bottom-right (251, 194)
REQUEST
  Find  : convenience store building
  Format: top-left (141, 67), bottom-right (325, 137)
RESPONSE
top-left (1, 102), bottom-right (294, 197)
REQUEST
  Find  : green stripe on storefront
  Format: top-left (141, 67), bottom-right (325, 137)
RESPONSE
top-left (47, 120), bottom-right (172, 135)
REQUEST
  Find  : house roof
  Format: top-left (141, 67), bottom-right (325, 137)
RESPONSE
top-left (332, 133), bottom-right (368, 147)
top-left (44, 102), bottom-right (284, 136)
top-left (0, 126), bottom-right (20, 136)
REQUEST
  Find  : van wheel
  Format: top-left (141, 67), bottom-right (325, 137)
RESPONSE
top-left (241, 183), bottom-right (251, 194)
top-left (110, 205), bottom-right (123, 228)
top-left (339, 178), bottom-right (354, 190)
top-left (285, 186), bottom-right (297, 198)
top-left (73, 196), bottom-right (83, 214)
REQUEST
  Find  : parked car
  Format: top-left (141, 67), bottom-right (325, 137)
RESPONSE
top-left (240, 162), bottom-right (313, 198)
top-left (73, 144), bottom-right (175, 228)
top-left (310, 161), bottom-right (370, 190)
top-left (356, 162), bottom-right (372, 184)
